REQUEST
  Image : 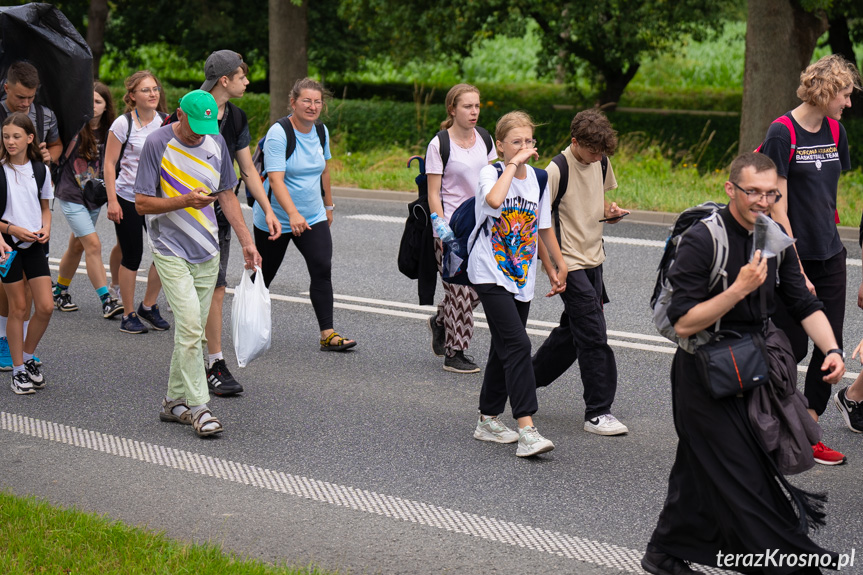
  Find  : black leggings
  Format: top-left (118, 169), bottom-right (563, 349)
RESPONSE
top-left (114, 196), bottom-right (145, 271)
top-left (254, 221), bottom-right (334, 331)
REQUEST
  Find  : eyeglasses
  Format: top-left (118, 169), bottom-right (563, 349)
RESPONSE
top-left (504, 139), bottom-right (537, 148)
top-left (136, 87), bottom-right (161, 95)
top-left (299, 98), bottom-right (323, 107)
top-left (731, 181), bottom-right (782, 203)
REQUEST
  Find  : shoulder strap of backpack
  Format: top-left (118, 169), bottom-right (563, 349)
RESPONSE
top-left (828, 117), bottom-right (840, 147)
top-left (534, 167), bottom-right (548, 202)
top-left (117, 112), bottom-right (133, 169)
top-left (0, 164), bottom-right (6, 221)
top-left (278, 116), bottom-right (296, 160)
top-left (33, 161), bottom-right (46, 199)
top-left (35, 105), bottom-right (44, 143)
top-left (436, 129), bottom-right (450, 175)
top-left (227, 102), bottom-right (245, 137)
top-left (314, 122), bottom-right (326, 151)
top-left (601, 155), bottom-right (608, 182)
top-left (774, 115), bottom-right (796, 164)
top-left (476, 126), bottom-right (493, 157)
top-left (0, 106), bottom-right (6, 123)
top-left (550, 154), bottom-right (569, 213)
top-left (700, 212), bottom-right (729, 333)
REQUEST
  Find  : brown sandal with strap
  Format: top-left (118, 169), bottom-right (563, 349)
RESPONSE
top-left (191, 407), bottom-right (224, 437)
top-left (159, 398), bottom-right (192, 425)
top-left (320, 331), bottom-right (357, 352)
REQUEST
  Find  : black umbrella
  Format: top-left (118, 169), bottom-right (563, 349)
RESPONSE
top-left (0, 3), bottom-right (93, 145)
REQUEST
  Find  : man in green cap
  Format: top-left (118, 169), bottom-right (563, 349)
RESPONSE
top-left (134, 89), bottom-right (262, 438)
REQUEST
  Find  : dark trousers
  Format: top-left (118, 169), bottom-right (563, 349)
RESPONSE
top-left (772, 247), bottom-right (845, 415)
top-left (475, 283), bottom-right (538, 420)
top-left (254, 221), bottom-right (334, 331)
top-left (532, 266), bottom-right (618, 421)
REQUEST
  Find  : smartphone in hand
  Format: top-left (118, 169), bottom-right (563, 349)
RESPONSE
top-left (599, 211), bottom-right (630, 223)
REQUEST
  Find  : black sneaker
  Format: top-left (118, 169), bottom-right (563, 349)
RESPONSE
top-left (444, 350), bottom-right (480, 374)
top-left (102, 297), bottom-right (123, 319)
top-left (120, 312), bottom-right (148, 334)
top-left (53, 291), bottom-right (78, 312)
top-left (137, 303), bottom-right (170, 330)
top-left (427, 314), bottom-right (445, 357)
top-left (207, 359), bottom-right (244, 396)
top-left (834, 386), bottom-right (863, 433)
top-left (10, 371), bottom-right (34, 395)
top-left (23, 359), bottom-right (44, 388)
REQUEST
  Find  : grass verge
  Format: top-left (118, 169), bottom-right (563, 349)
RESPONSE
top-left (0, 491), bottom-right (333, 575)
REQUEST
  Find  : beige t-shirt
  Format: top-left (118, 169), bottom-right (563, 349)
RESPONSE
top-left (546, 146), bottom-right (618, 271)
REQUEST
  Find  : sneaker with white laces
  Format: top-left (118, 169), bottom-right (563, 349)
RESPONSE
top-left (473, 414), bottom-right (519, 443)
top-left (516, 426), bottom-right (554, 457)
top-left (444, 350), bottom-right (480, 374)
top-left (23, 359), bottom-right (44, 387)
top-left (0, 337), bottom-right (11, 371)
top-left (206, 359), bottom-right (244, 396)
top-left (584, 414), bottom-right (629, 436)
top-left (834, 387), bottom-right (863, 434)
top-left (10, 371), bottom-right (34, 395)
top-left (102, 297), bottom-right (123, 319)
top-left (53, 291), bottom-right (79, 312)
top-left (812, 441), bottom-right (846, 465)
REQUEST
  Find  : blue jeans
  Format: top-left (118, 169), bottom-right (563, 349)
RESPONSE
top-left (152, 253), bottom-right (219, 406)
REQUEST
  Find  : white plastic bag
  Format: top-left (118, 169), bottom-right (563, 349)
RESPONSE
top-left (231, 266), bottom-right (271, 367)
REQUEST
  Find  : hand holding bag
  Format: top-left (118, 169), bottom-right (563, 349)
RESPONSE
top-left (231, 266), bottom-right (272, 367)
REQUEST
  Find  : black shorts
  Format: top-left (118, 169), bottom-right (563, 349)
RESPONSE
top-left (0, 239), bottom-right (51, 284)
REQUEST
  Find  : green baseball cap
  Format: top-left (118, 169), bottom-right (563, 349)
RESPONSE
top-left (179, 90), bottom-right (218, 135)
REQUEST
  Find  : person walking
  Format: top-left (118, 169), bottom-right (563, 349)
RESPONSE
top-left (469, 111), bottom-right (567, 458)
top-left (52, 82), bottom-right (122, 318)
top-left (761, 54), bottom-right (861, 465)
top-left (135, 90), bottom-right (261, 437)
top-left (425, 83), bottom-right (496, 373)
top-left (104, 70), bottom-right (170, 335)
top-left (642, 153), bottom-right (844, 575)
top-left (532, 109), bottom-right (629, 436)
top-left (254, 77), bottom-right (355, 352)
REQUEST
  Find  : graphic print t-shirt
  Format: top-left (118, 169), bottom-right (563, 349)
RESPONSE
top-left (760, 113), bottom-right (850, 260)
top-left (467, 164), bottom-right (551, 302)
top-left (133, 125), bottom-right (237, 264)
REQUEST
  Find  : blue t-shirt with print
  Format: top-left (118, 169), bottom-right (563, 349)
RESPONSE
top-left (253, 121), bottom-right (331, 232)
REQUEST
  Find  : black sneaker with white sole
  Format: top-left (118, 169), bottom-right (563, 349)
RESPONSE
top-left (834, 386), bottom-right (863, 433)
top-left (444, 350), bottom-right (480, 374)
top-left (10, 371), bottom-right (34, 395)
top-left (207, 359), bottom-right (244, 396)
top-left (54, 291), bottom-right (79, 312)
top-left (102, 297), bottom-right (123, 319)
top-left (23, 359), bottom-right (44, 388)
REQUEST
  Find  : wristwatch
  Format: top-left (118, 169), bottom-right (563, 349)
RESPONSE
top-left (325, 204), bottom-right (335, 211)
top-left (826, 348), bottom-right (845, 360)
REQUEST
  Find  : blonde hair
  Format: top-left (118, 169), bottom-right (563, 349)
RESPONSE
top-left (494, 110), bottom-right (536, 142)
top-left (796, 54), bottom-right (862, 108)
top-left (441, 84), bottom-right (480, 130)
top-left (122, 70), bottom-right (167, 114)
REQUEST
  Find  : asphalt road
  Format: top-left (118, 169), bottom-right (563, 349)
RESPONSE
top-left (2, 194), bottom-right (863, 574)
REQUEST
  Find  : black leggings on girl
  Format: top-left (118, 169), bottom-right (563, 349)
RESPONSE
top-left (113, 196), bottom-right (145, 271)
top-left (254, 221), bottom-right (334, 331)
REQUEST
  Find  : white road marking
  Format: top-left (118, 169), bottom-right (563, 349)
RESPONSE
top-left (0, 411), bottom-right (725, 574)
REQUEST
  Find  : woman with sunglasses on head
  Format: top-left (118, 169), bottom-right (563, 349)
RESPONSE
top-left (761, 55), bottom-right (862, 464)
top-left (52, 82), bottom-right (122, 319)
top-left (254, 77), bottom-right (355, 352)
top-left (104, 70), bottom-right (170, 335)
top-left (425, 84), bottom-right (497, 374)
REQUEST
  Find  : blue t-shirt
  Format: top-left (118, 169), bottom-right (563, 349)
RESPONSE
top-left (253, 121), bottom-right (331, 232)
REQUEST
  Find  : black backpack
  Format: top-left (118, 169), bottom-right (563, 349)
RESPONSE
top-left (548, 152), bottom-right (607, 241)
top-left (246, 116), bottom-right (327, 207)
top-left (117, 111), bottom-right (168, 175)
top-left (0, 160), bottom-right (48, 243)
top-left (434, 127), bottom-right (494, 175)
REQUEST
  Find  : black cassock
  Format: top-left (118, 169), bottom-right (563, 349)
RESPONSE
top-left (649, 207), bottom-right (836, 574)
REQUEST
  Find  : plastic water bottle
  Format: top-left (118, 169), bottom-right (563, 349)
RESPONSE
top-left (430, 213), bottom-right (455, 244)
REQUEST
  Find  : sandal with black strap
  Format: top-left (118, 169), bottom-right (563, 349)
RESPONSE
top-left (320, 331), bottom-right (357, 352)
top-left (191, 407), bottom-right (224, 437)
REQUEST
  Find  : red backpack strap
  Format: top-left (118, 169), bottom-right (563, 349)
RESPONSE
top-left (771, 115), bottom-right (796, 164)
top-left (828, 117), bottom-right (840, 147)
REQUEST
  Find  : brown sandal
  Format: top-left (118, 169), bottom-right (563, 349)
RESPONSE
top-left (191, 407), bottom-right (224, 437)
top-left (320, 331), bottom-right (357, 352)
top-left (159, 398), bottom-right (192, 425)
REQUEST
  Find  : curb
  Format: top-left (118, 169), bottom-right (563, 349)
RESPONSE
top-left (331, 186), bottom-right (860, 243)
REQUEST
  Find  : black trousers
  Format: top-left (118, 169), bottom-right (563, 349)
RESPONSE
top-left (532, 265), bottom-right (618, 421)
top-left (254, 221), bottom-right (334, 331)
top-left (772, 247), bottom-right (845, 415)
top-left (475, 283), bottom-right (537, 420)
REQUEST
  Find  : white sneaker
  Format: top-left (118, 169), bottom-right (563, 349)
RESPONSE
top-left (584, 414), bottom-right (628, 436)
top-left (516, 426), bottom-right (554, 457)
top-left (474, 414), bottom-right (519, 443)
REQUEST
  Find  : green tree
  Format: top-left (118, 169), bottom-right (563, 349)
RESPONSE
top-left (339, 0), bottom-right (737, 108)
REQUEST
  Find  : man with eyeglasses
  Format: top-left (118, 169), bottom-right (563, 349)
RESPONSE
top-left (531, 109), bottom-right (630, 436)
top-left (641, 151), bottom-right (844, 575)
top-left (0, 62), bottom-right (61, 164)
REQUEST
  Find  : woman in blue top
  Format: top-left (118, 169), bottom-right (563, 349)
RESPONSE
top-left (253, 77), bottom-right (355, 352)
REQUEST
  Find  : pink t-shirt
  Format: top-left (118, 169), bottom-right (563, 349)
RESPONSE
top-left (425, 129), bottom-right (497, 225)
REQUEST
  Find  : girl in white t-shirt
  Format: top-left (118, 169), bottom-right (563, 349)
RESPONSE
top-left (104, 70), bottom-right (170, 335)
top-left (468, 111), bottom-right (567, 458)
top-left (0, 113), bottom-right (54, 395)
top-left (425, 84), bottom-right (496, 374)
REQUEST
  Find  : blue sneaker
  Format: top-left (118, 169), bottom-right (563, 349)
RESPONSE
top-left (120, 312), bottom-right (149, 334)
top-left (0, 337), bottom-right (11, 371)
top-left (137, 303), bottom-right (170, 331)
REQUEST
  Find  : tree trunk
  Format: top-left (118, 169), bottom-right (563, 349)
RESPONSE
top-left (739, 0), bottom-right (828, 154)
top-left (827, 13), bottom-right (860, 118)
top-left (597, 63), bottom-right (640, 111)
top-left (269, 0), bottom-right (308, 125)
top-left (86, 0), bottom-right (109, 80)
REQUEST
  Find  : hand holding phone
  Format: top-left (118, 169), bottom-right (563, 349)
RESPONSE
top-left (599, 211), bottom-right (630, 223)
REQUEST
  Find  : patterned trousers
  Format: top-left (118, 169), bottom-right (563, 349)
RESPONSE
top-left (434, 239), bottom-right (480, 354)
